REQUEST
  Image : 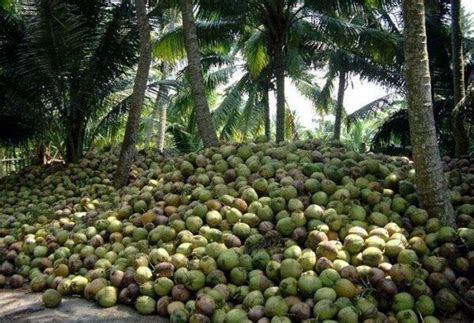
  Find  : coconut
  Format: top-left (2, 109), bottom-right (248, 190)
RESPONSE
top-left (167, 301), bottom-right (185, 315)
top-left (30, 275), bottom-right (47, 292)
top-left (42, 289), bottom-right (62, 308)
top-left (298, 275), bottom-right (322, 296)
top-left (313, 299), bottom-right (338, 320)
top-left (171, 284), bottom-right (191, 302)
top-left (362, 247), bottom-right (383, 267)
top-left (396, 309), bottom-right (419, 323)
top-left (96, 286), bottom-right (117, 308)
top-left (248, 305), bottom-right (265, 321)
top-left (279, 259), bottom-right (302, 279)
top-left (356, 297), bottom-right (377, 319)
top-left (390, 263), bottom-right (415, 284)
top-left (415, 295), bottom-right (435, 316)
top-left (337, 306), bottom-right (359, 323)
top-left (392, 292), bottom-right (415, 313)
top-left (279, 277), bottom-right (298, 296)
top-left (134, 266), bottom-right (152, 284)
top-left (9, 274), bottom-right (24, 288)
top-left (319, 268), bottom-right (340, 287)
top-left (314, 287), bottom-right (337, 302)
top-left (264, 296), bottom-right (288, 317)
top-left (135, 295), bottom-right (156, 315)
top-left (71, 276), bottom-right (88, 294)
top-left (156, 296), bottom-right (171, 316)
top-left (434, 288), bottom-right (459, 313)
top-left (217, 250), bottom-right (239, 272)
top-left (170, 308), bottom-right (189, 322)
top-left (195, 294), bottom-right (215, 316)
top-left (377, 279), bottom-right (398, 298)
top-left (84, 278), bottom-right (108, 300)
top-left (334, 278), bottom-right (357, 299)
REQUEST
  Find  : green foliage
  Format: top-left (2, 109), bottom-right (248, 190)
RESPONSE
top-left (1, 0), bottom-right (472, 162)
top-left (0, 0), bottom-right (140, 161)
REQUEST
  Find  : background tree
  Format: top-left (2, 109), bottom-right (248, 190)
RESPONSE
top-left (402, 0), bottom-right (455, 226)
top-left (0, 0), bottom-right (139, 163)
top-left (154, 61), bottom-right (171, 152)
top-left (180, 0), bottom-right (218, 147)
top-left (347, 1), bottom-right (472, 156)
top-left (451, 0), bottom-right (468, 156)
top-left (114, 0), bottom-right (152, 188)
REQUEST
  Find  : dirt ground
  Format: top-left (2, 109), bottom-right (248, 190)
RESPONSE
top-left (0, 289), bottom-right (168, 322)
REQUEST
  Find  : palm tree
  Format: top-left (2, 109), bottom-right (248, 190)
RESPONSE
top-left (451, 0), bottom-right (468, 157)
top-left (252, 0), bottom-right (402, 142)
top-left (156, 0), bottom-right (400, 144)
top-left (114, 0), bottom-right (152, 188)
top-left (155, 50), bottom-right (238, 152)
top-left (333, 67), bottom-right (347, 141)
top-left (154, 61), bottom-right (171, 152)
top-left (346, 1), bottom-right (473, 156)
top-left (402, 0), bottom-right (455, 226)
top-left (315, 44), bottom-right (402, 142)
top-left (180, 0), bottom-right (218, 147)
top-left (260, 78), bottom-right (272, 140)
top-left (0, 1), bottom-right (140, 163)
top-left (242, 1), bottom-right (302, 143)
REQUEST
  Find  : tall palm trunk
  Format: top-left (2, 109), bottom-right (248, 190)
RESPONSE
top-left (156, 62), bottom-right (170, 153)
top-left (451, 0), bottom-right (468, 157)
top-left (64, 118), bottom-right (84, 163)
top-left (274, 41), bottom-right (285, 143)
top-left (180, 0), bottom-right (218, 147)
top-left (144, 62), bottom-right (169, 151)
top-left (0, 148), bottom-right (4, 178)
top-left (34, 143), bottom-right (46, 165)
top-left (320, 113), bottom-right (325, 132)
top-left (333, 68), bottom-right (347, 141)
top-left (152, 14), bottom-right (175, 153)
top-left (114, 0), bottom-right (152, 188)
top-left (262, 82), bottom-right (271, 140)
top-left (402, 0), bottom-right (455, 226)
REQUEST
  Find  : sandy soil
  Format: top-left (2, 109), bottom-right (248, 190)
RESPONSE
top-left (0, 289), bottom-right (168, 322)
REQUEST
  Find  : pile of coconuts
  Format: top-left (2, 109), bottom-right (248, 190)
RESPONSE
top-left (0, 138), bottom-right (473, 323)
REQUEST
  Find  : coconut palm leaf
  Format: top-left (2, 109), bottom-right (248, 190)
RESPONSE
top-left (347, 92), bottom-right (403, 123)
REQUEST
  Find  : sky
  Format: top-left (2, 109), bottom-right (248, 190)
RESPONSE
top-left (272, 0), bottom-right (474, 131)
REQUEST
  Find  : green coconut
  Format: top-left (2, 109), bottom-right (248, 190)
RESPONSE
top-left (96, 286), bottom-right (117, 308)
top-left (135, 295), bottom-right (156, 315)
top-left (42, 289), bottom-right (62, 308)
top-left (265, 296), bottom-right (289, 317)
top-left (279, 259), bottom-right (303, 279)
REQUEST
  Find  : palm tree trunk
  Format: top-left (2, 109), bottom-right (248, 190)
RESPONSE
top-left (262, 84), bottom-right (271, 140)
top-left (274, 41), bottom-right (285, 143)
top-left (451, 0), bottom-right (468, 157)
top-left (0, 148), bottom-right (4, 178)
top-left (180, 0), bottom-right (218, 147)
top-left (333, 68), bottom-right (347, 141)
top-left (34, 143), bottom-right (46, 165)
top-left (114, 0), bottom-right (151, 188)
top-left (64, 117), bottom-right (84, 163)
top-left (143, 62), bottom-right (170, 150)
top-left (402, 0), bottom-right (455, 226)
top-left (156, 62), bottom-right (170, 153)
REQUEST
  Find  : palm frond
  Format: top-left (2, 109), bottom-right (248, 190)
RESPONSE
top-left (243, 30), bottom-right (269, 79)
top-left (213, 72), bottom-right (249, 123)
top-left (347, 92), bottom-right (403, 123)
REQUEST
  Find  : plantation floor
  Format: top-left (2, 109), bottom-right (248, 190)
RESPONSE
top-left (0, 289), bottom-right (169, 322)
